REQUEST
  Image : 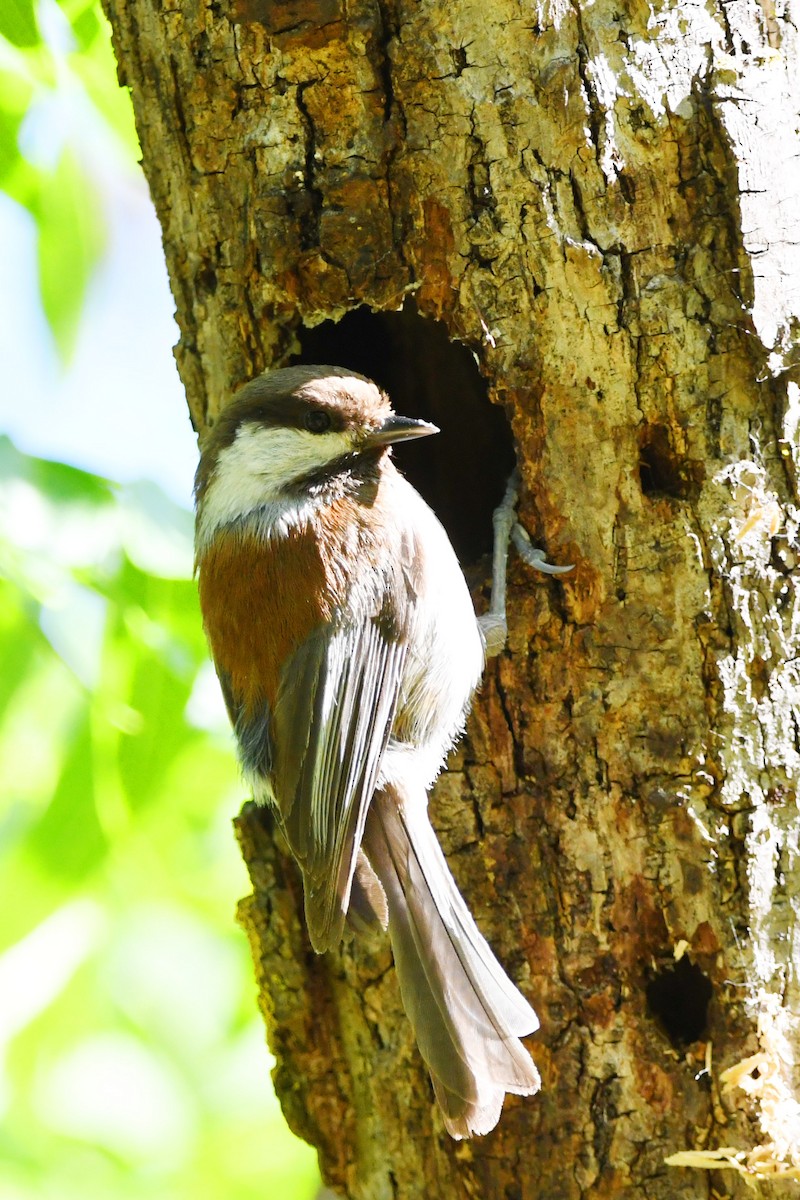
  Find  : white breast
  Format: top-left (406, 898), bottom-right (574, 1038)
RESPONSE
top-left (380, 474), bottom-right (485, 793)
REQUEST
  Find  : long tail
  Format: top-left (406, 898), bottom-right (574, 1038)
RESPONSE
top-left (361, 784), bottom-right (541, 1138)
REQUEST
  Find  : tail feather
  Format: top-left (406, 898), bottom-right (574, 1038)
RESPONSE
top-left (362, 785), bottom-right (540, 1138)
top-left (347, 850), bottom-right (389, 934)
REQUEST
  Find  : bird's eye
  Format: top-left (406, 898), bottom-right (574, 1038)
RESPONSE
top-left (304, 409), bottom-right (332, 434)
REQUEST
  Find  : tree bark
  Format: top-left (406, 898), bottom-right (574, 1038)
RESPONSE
top-left (104, 0), bottom-right (800, 1194)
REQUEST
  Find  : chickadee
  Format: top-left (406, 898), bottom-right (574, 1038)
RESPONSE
top-left (194, 365), bottom-right (541, 1138)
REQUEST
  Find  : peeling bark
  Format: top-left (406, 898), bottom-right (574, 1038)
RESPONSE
top-left (104, 0), bottom-right (800, 1193)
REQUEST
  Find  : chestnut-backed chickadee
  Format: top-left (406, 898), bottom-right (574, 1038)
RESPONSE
top-left (194, 365), bottom-right (541, 1138)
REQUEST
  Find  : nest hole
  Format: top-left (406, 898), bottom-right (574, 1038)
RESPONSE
top-left (646, 957), bottom-right (712, 1046)
top-left (639, 423), bottom-right (702, 501)
top-left (292, 302), bottom-right (516, 564)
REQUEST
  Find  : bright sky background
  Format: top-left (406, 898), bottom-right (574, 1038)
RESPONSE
top-left (0, 164), bottom-right (197, 506)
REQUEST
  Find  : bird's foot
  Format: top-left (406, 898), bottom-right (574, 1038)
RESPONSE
top-left (480, 468), bottom-right (573, 658)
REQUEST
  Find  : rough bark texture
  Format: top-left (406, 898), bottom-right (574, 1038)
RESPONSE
top-left (104, 0), bottom-right (800, 1194)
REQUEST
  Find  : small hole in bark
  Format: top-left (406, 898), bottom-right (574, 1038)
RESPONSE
top-left (639, 423), bottom-right (701, 500)
top-left (196, 267), bottom-right (218, 295)
top-left (646, 957), bottom-right (712, 1045)
top-left (451, 45), bottom-right (469, 75)
top-left (292, 302), bottom-right (516, 563)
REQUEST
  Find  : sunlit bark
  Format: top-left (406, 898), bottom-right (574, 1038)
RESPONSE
top-left (105, 0), bottom-right (800, 1193)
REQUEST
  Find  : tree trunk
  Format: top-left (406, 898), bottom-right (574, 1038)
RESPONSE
top-left (104, 0), bottom-right (800, 1194)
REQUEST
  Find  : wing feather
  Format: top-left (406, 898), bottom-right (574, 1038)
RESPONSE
top-left (271, 606), bottom-right (409, 952)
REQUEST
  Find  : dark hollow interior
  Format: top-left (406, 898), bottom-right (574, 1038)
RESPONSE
top-left (292, 303), bottom-right (516, 564)
top-left (646, 957), bottom-right (713, 1046)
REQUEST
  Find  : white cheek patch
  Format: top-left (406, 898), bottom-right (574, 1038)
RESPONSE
top-left (197, 422), bottom-right (353, 547)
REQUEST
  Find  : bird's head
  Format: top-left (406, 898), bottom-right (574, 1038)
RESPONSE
top-left (194, 365), bottom-right (437, 545)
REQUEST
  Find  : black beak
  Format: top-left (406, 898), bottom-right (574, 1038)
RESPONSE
top-left (363, 414), bottom-right (439, 448)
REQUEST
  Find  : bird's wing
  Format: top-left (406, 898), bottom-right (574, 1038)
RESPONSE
top-left (269, 604), bottom-right (410, 953)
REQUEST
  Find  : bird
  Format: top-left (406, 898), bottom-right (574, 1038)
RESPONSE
top-left (194, 363), bottom-right (542, 1138)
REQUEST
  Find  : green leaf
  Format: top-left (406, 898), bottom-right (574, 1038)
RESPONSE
top-left (0, 97), bottom-right (23, 182)
top-left (0, 436), bottom-right (116, 505)
top-left (118, 652), bottom-right (200, 812)
top-left (0, 67), bottom-right (39, 207)
top-left (56, 0), bottom-right (101, 51)
top-left (71, 16), bottom-right (140, 156)
top-left (36, 149), bottom-right (106, 363)
top-left (0, 0), bottom-right (40, 48)
top-left (0, 580), bottom-right (42, 725)
top-left (27, 713), bottom-right (110, 879)
top-left (30, 456), bottom-right (116, 506)
top-left (0, 116), bottom-right (21, 184)
top-left (54, 0), bottom-right (139, 155)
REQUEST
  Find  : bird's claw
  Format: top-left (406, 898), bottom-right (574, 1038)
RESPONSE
top-left (511, 524), bottom-right (574, 576)
top-left (493, 467), bottom-right (573, 581)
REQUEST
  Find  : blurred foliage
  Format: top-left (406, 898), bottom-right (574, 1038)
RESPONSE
top-left (1, 4), bottom-right (322, 1195)
top-left (0, 0), bottom-right (137, 359)
top-left (0, 439), bottom-right (320, 1199)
